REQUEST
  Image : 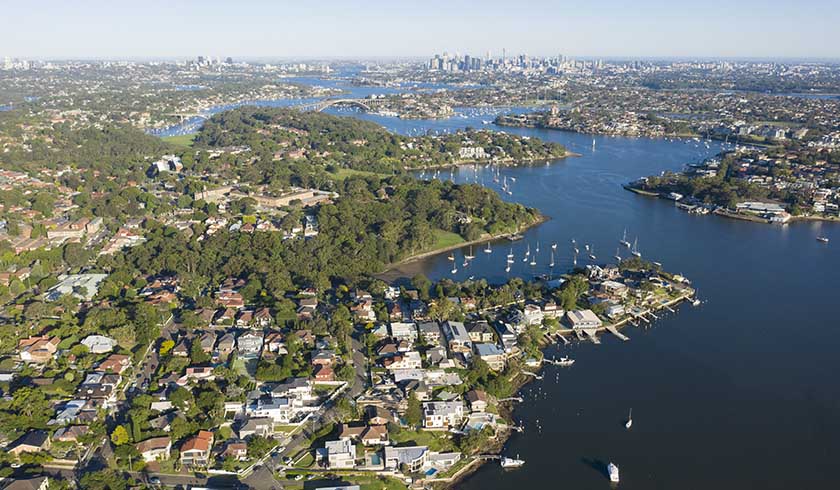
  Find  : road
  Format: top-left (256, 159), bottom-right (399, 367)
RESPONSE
top-left (349, 327), bottom-right (370, 398)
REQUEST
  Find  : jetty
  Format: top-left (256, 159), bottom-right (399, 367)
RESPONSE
top-left (606, 325), bottom-right (630, 341)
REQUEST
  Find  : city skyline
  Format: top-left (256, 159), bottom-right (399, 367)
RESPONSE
top-left (2, 0), bottom-right (839, 60)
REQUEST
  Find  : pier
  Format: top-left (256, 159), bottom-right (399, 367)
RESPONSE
top-left (606, 325), bottom-right (630, 341)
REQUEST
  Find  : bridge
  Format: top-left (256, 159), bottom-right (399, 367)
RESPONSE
top-left (297, 98), bottom-right (375, 112)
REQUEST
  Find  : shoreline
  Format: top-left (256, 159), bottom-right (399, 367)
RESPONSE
top-left (377, 215), bottom-right (549, 282)
top-left (435, 291), bottom-right (695, 489)
top-left (624, 185), bottom-right (840, 226)
top-left (406, 152), bottom-right (579, 172)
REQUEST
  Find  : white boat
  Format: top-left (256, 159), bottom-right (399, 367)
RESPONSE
top-left (588, 246), bottom-right (596, 260)
top-left (500, 456), bottom-right (525, 469)
top-left (614, 248), bottom-right (622, 262)
top-left (505, 265), bottom-right (511, 272)
top-left (465, 246), bottom-right (475, 260)
top-left (535, 241), bottom-right (540, 253)
top-left (551, 242), bottom-right (557, 250)
top-left (608, 462), bottom-right (620, 483)
top-left (625, 408), bottom-right (633, 429)
top-left (549, 251), bottom-right (555, 268)
top-left (631, 238), bottom-right (642, 257)
top-left (447, 253), bottom-right (455, 261)
top-left (484, 242), bottom-right (492, 253)
top-left (620, 228), bottom-right (631, 248)
top-left (451, 266), bottom-right (458, 274)
top-left (529, 258), bottom-right (536, 266)
top-left (554, 356), bottom-right (575, 366)
top-left (817, 236), bottom-right (829, 243)
top-left (507, 248), bottom-right (514, 259)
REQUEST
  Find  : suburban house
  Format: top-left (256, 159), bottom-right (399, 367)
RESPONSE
top-left (135, 437), bottom-right (172, 462)
top-left (180, 430), bottom-right (214, 467)
top-left (318, 439), bottom-right (356, 468)
top-left (466, 321), bottom-right (495, 343)
top-left (80, 335), bottom-right (117, 354)
top-left (237, 331), bottom-right (264, 357)
top-left (96, 354), bottom-right (131, 374)
top-left (237, 417), bottom-right (273, 439)
top-left (3, 477), bottom-right (50, 490)
top-left (441, 321), bottom-right (472, 353)
top-left (418, 321), bottom-right (442, 344)
top-left (221, 441), bottom-right (248, 461)
top-left (383, 351), bottom-right (422, 370)
top-left (8, 430), bottom-right (51, 457)
top-left (389, 322), bottom-right (418, 342)
top-left (423, 401), bottom-right (465, 429)
top-left (18, 336), bottom-right (60, 364)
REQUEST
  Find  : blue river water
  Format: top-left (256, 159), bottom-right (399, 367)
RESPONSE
top-left (156, 77), bottom-right (839, 488)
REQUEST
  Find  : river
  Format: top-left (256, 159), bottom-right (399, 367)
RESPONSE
top-left (169, 78), bottom-right (839, 488)
top-left (386, 129), bottom-right (839, 489)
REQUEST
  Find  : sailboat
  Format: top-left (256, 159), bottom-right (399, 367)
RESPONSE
top-left (620, 228), bottom-right (631, 248)
top-left (447, 253), bottom-right (455, 261)
top-left (484, 242), bottom-right (492, 253)
top-left (465, 246), bottom-right (475, 260)
top-left (451, 265), bottom-right (458, 274)
top-left (551, 242), bottom-right (557, 250)
top-left (588, 246), bottom-right (596, 260)
top-left (631, 238), bottom-right (641, 257)
top-left (535, 241), bottom-right (540, 253)
top-left (592, 138), bottom-right (596, 151)
top-left (625, 408), bottom-right (633, 429)
top-left (614, 248), bottom-right (622, 262)
top-left (523, 244), bottom-right (531, 262)
top-left (549, 250), bottom-right (555, 268)
top-left (507, 248), bottom-right (514, 259)
top-left (505, 264), bottom-right (511, 272)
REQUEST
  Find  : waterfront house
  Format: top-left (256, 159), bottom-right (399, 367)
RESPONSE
top-left (384, 445), bottom-right (428, 472)
top-left (474, 343), bottom-right (506, 371)
top-left (523, 304), bottom-right (544, 325)
top-left (465, 390), bottom-right (488, 413)
top-left (565, 309), bottom-right (603, 330)
top-left (423, 401), bottom-right (465, 429)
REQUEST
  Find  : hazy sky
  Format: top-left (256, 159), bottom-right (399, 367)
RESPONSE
top-left (3, 0), bottom-right (838, 60)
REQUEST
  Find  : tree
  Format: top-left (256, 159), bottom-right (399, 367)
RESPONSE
top-left (110, 425), bottom-right (130, 446)
top-left (159, 339), bottom-right (175, 356)
top-left (405, 392), bottom-right (422, 427)
top-left (246, 435), bottom-right (275, 458)
top-left (190, 340), bottom-right (210, 364)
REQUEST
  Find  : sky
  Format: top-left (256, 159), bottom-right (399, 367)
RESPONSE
top-left (2, 0), bottom-right (838, 60)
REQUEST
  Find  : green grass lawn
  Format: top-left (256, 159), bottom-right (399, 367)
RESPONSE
top-left (161, 133), bottom-right (196, 147)
top-left (329, 167), bottom-right (382, 180)
top-left (390, 429), bottom-right (457, 452)
top-left (428, 229), bottom-right (465, 251)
